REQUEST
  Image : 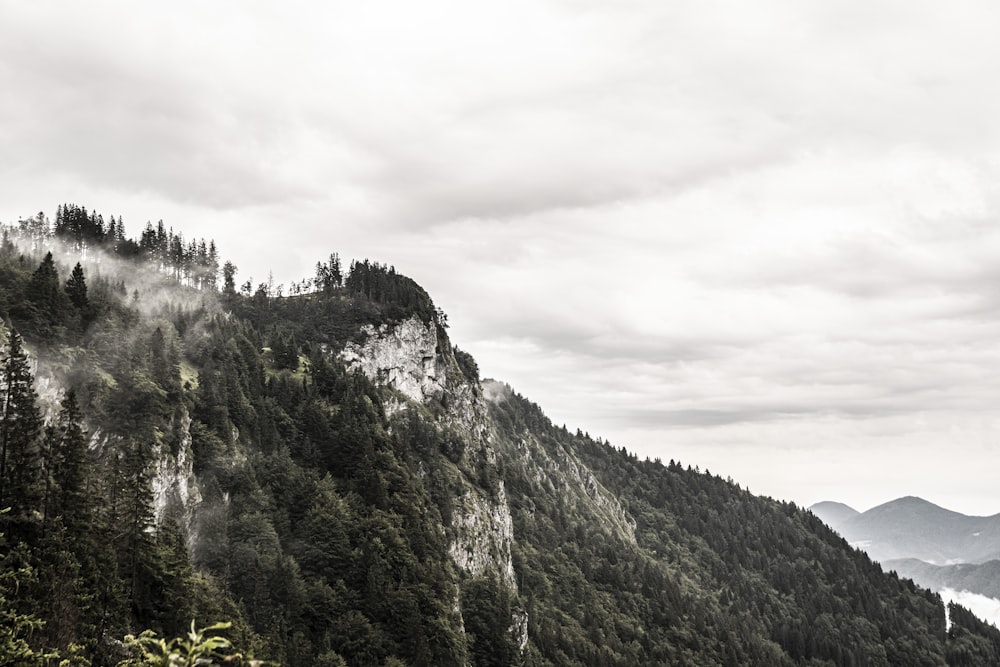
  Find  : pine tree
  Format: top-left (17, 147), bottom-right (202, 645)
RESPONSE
top-left (0, 329), bottom-right (44, 527)
top-left (115, 216), bottom-right (127, 243)
top-left (64, 262), bottom-right (89, 312)
top-left (32, 391), bottom-right (97, 651)
top-left (222, 261), bottom-right (237, 296)
top-left (151, 327), bottom-right (167, 386)
top-left (23, 251), bottom-right (69, 336)
top-left (119, 436), bottom-right (157, 623)
top-left (16, 211), bottom-right (49, 250)
top-left (0, 518), bottom-right (51, 665)
top-left (49, 391), bottom-right (91, 533)
top-left (329, 252), bottom-right (342, 289)
top-left (207, 241), bottom-right (220, 291)
top-left (150, 327), bottom-right (181, 398)
top-left (139, 222), bottom-right (157, 257)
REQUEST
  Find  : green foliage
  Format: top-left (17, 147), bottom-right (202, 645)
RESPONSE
top-left (221, 262), bottom-right (237, 296)
top-left (64, 262), bottom-right (89, 312)
top-left (453, 347), bottom-right (480, 385)
top-left (20, 251), bottom-right (71, 341)
top-left (4, 210), bottom-right (1000, 666)
top-left (314, 253), bottom-right (343, 293)
top-left (118, 621), bottom-right (268, 667)
top-left (462, 576), bottom-right (522, 667)
top-left (0, 329), bottom-right (44, 531)
top-left (267, 333), bottom-right (299, 372)
top-left (946, 602), bottom-right (1000, 666)
top-left (487, 387), bottom-right (999, 666)
top-left (0, 518), bottom-right (57, 666)
top-left (344, 259), bottom-right (436, 323)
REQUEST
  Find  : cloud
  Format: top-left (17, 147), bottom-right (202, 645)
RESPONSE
top-left (4, 0), bottom-right (1000, 512)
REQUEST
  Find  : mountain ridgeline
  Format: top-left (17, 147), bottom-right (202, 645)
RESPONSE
top-left (1, 209), bottom-right (1000, 666)
top-left (811, 496), bottom-right (1000, 625)
top-left (813, 496), bottom-right (1000, 566)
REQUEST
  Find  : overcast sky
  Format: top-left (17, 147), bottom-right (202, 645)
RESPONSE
top-left (3, 1), bottom-right (1000, 515)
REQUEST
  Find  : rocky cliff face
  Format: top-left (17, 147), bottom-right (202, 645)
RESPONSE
top-left (340, 318), bottom-right (446, 404)
top-left (150, 409), bottom-right (202, 532)
top-left (28, 337), bottom-right (202, 538)
top-left (337, 317), bottom-right (638, 587)
top-left (339, 317), bottom-right (515, 577)
top-left (337, 315), bottom-right (526, 650)
top-left (448, 482), bottom-right (517, 586)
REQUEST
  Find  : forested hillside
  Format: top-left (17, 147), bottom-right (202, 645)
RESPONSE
top-left (1, 207), bottom-right (999, 666)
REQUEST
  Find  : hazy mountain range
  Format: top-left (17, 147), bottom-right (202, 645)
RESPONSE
top-left (811, 496), bottom-right (1000, 627)
top-left (811, 496), bottom-right (1000, 565)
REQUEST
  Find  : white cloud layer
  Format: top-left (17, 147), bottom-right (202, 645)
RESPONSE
top-left (943, 589), bottom-right (1000, 629)
top-left (3, 1), bottom-right (1000, 514)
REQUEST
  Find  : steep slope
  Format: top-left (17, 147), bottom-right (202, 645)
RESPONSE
top-left (3, 213), bottom-right (1000, 665)
top-left (813, 498), bottom-right (1000, 628)
top-left (835, 496), bottom-right (1000, 564)
top-left (485, 390), bottom-right (952, 666)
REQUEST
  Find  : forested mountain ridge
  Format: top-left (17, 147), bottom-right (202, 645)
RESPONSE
top-left (2, 209), bottom-right (1000, 666)
top-left (814, 496), bottom-right (1000, 565)
top-left (810, 497), bottom-right (1000, 625)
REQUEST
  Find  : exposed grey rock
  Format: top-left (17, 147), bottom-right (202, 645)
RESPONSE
top-left (150, 408), bottom-right (202, 532)
top-left (340, 317), bottom-right (445, 403)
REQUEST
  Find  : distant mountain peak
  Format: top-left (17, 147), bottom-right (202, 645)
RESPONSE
top-left (809, 501), bottom-right (860, 530)
top-left (829, 496), bottom-right (1000, 566)
top-left (865, 496), bottom-right (961, 520)
top-left (890, 495), bottom-right (935, 506)
top-left (810, 500), bottom-right (858, 513)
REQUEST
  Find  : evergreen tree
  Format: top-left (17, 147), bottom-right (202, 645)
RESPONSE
top-left (34, 391), bottom-right (97, 652)
top-left (149, 327), bottom-right (182, 399)
top-left (150, 328), bottom-right (168, 387)
top-left (462, 576), bottom-right (521, 667)
top-left (16, 212), bottom-right (49, 251)
top-left (119, 436), bottom-right (157, 624)
top-left (115, 216), bottom-right (127, 243)
top-left (270, 333), bottom-right (299, 371)
top-left (139, 223), bottom-right (158, 258)
top-left (330, 252), bottom-right (342, 288)
top-left (0, 329), bottom-right (43, 527)
top-left (0, 518), bottom-right (51, 666)
top-left (222, 262), bottom-right (237, 296)
top-left (206, 241), bottom-right (220, 291)
top-left (47, 391), bottom-right (91, 533)
top-left (21, 252), bottom-right (69, 338)
top-left (64, 262), bottom-right (89, 312)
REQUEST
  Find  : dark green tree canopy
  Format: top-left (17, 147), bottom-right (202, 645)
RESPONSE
top-left (64, 262), bottom-right (88, 311)
top-left (24, 251), bottom-right (68, 327)
top-left (0, 329), bottom-right (43, 525)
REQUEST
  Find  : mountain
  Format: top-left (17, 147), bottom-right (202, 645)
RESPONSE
top-left (883, 559), bottom-right (1000, 600)
top-left (830, 496), bottom-right (1000, 564)
top-left (809, 501), bottom-right (859, 529)
top-left (809, 498), bottom-right (1000, 628)
top-left (3, 210), bottom-right (1000, 665)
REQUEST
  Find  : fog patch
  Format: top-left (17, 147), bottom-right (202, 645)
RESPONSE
top-left (942, 588), bottom-right (1000, 629)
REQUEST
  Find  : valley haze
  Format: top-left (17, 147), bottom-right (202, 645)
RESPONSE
top-left (4, 2), bottom-right (1000, 515)
top-left (811, 496), bottom-right (1000, 627)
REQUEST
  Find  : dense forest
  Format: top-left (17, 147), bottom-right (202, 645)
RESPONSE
top-left (1, 207), bottom-right (999, 666)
